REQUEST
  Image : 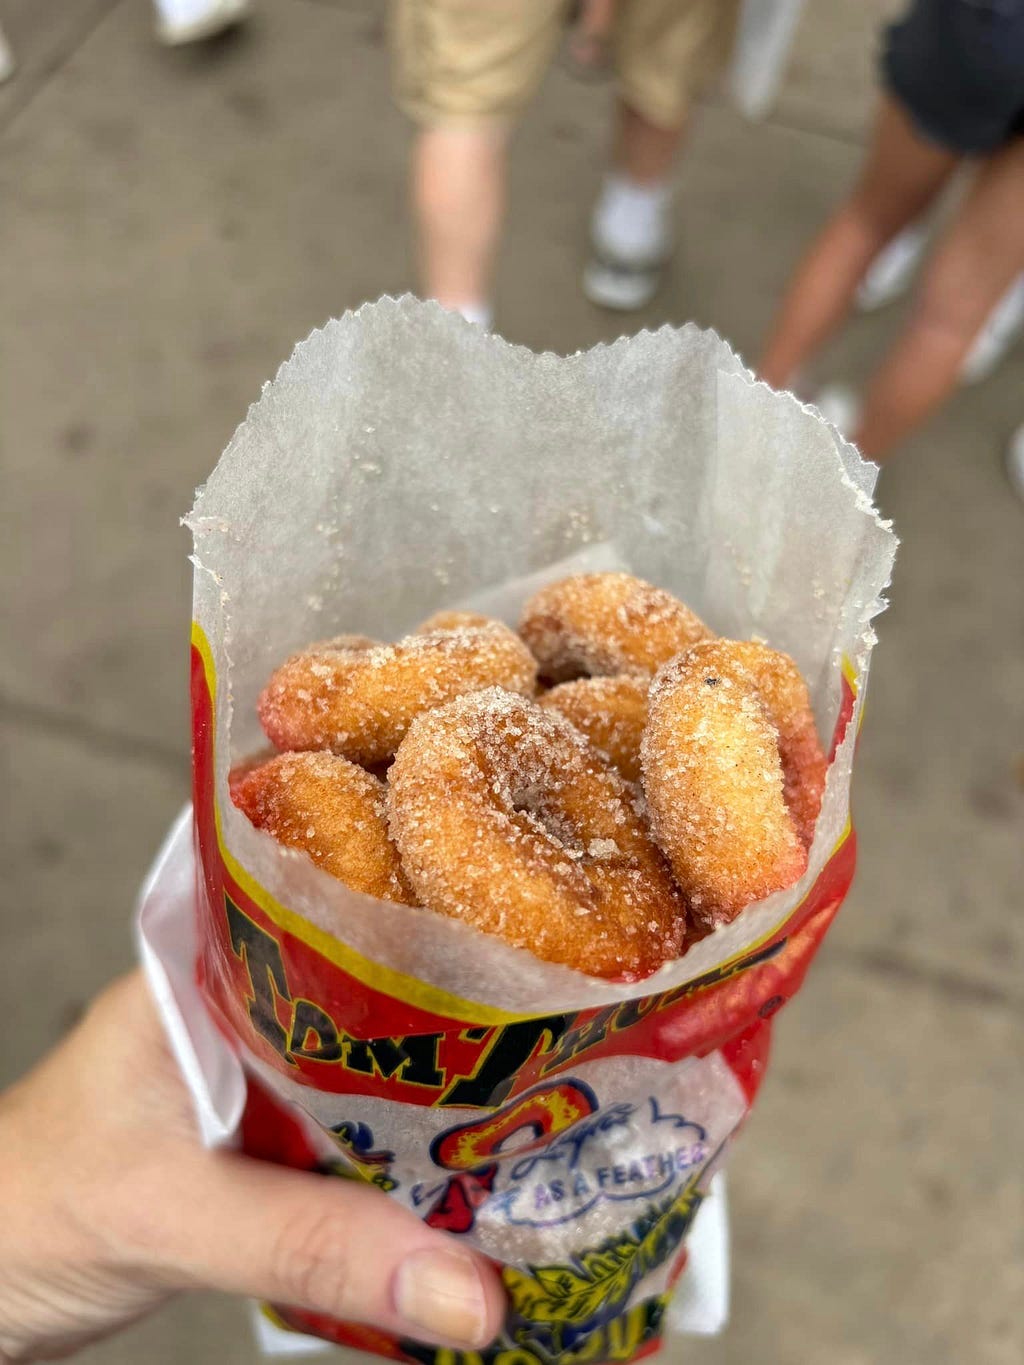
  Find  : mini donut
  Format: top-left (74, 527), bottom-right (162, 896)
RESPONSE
top-left (231, 751), bottom-right (415, 904)
top-left (641, 643), bottom-right (823, 927)
top-left (417, 609), bottom-right (495, 633)
top-left (538, 676), bottom-right (648, 783)
top-left (228, 748), bottom-right (277, 804)
top-left (680, 639), bottom-right (827, 847)
top-left (387, 688), bottom-right (685, 979)
top-left (519, 572), bottom-right (711, 682)
top-left (258, 623), bottom-right (538, 765)
top-left (316, 634), bottom-right (379, 652)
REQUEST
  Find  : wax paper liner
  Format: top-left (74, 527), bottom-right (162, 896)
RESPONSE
top-left (177, 297), bottom-right (895, 1364)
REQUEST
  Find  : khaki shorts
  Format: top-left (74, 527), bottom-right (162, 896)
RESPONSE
top-left (392, 0), bottom-right (740, 131)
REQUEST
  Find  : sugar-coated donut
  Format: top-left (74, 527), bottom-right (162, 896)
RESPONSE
top-left (519, 572), bottom-right (711, 682)
top-left (258, 623), bottom-right (537, 765)
top-left (228, 749), bottom-right (277, 805)
top-left (641, 642), bottom-right (821, 926)
top-left (538, 676), bottom-right (648, 783)
top-left (680, 640), bottom-right (827, 846)
top-left (316, 634), bottom-right (379, 651)
top-left (231, 751), bottom-right (415, 904)
top-left (417, 609), bottom-right (494, 633)
top-left (387, 688), bottom-right (686, 978)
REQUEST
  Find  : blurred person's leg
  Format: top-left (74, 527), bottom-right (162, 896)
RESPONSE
top-left (585, 0), bottom-right (740, 309)
top-left (154, 0), bottom-right (249, 46)
top-left (856, 219), bottom-right (931, 313)
top-left (762, 0), bottom-right (1024, 398)
top-left (412, 127), bottom-right (508, 326)
top-left (392, 0), bottom-right (564, 326)
top-left (758, 94), bottom-right (957, 390)
top-left (857, 217), bottom-right (1024, 380)
top-left (586, 105), bottom-right (682, 309)
top-left (612, 99), bottom-right (685, 184)
top-left (852, 138), bottom-right (1024, 460)
top-left (567, 0), bottom-right (617, 75)
top-left (959, 272), bottom-right (1024, 384)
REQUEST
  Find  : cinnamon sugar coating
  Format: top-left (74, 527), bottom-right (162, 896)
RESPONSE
top-left (232, 750), bottom-right (415, 904)
top-left (259, 623), bottom-right (537, 765)
top-left (387, 688), bottom-right (686, 979)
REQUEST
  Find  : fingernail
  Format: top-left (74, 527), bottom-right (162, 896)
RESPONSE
top-left (394, 1248), bottom-right (491, 1346)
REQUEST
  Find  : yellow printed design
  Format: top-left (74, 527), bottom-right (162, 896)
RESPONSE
top-left (503, 1171), bottom-right (704, 1358)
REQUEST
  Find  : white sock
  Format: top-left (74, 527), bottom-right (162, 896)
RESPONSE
top-left (592, 173), bottom-right (672, 265)
top-left (443, 300), bottom-right (493, 331)
top-left (154, 0), bottom-right (231, 22)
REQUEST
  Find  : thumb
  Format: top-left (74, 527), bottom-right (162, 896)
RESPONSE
top-left (157, 1150), bottom-right (506, 1349)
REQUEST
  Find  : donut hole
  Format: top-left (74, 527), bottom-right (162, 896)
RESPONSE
top-left (509, 784), bottom-right (588, 860)
top-left (477, 698), bottom-right (646, 871)
top-left (486, 735), bottom-right (592, 860)
top-left (519, 573), bottom-right (711, 683)
top-left (388, 689), bottom-right (686, 977)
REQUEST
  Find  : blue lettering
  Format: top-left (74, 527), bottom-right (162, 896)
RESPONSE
top-left (676, 1142), bottom-right (707, 1170)
top-left (509, 1102), bottom-right (635, 1181)
top-left (488, 1188), bottom-right (518, 1219)
top-left (410, 1180), bottom-right (447, 1208)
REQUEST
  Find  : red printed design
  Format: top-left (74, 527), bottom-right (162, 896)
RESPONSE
top-left (191, 624), bottom-right (858, 1365)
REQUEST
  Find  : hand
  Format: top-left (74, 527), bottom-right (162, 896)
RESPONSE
top-left (0, 972), bottom-right (505, 1362)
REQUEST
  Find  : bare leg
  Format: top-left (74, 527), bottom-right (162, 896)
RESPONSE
top-left (758, 96), bottom-right (957, 390)
top-left (412, 125), bottom-right (508, 314)
top-left (568, 0), bottom-right (617, 71)
top-left (585, 100), bottom-right (687, 309)
top-left (854, 138), bottom-right (1024, 460)
top-left (611, 99), bottom-right (687, 185)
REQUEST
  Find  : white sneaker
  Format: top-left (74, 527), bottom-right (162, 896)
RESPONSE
top-left (583, 176), bottom-right (672, 311)
top-left (0, 23), bottom-right (15, 83)
top-left (1006, 424), bottom-right (1024, 503)
top-left (582, 256), bottom-right (665, 310)
top-left (813, 384), bottom-right (861, 442)
top-left (155, 0), bottom-right (249, 46)
top-left (856, 224), bottom-right (928, 313)
top-left (961, 276), bottom-right (1024, 385)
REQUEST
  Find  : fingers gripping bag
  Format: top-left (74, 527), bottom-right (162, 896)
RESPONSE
top-left (167, 298), bottom-right (896, 1361)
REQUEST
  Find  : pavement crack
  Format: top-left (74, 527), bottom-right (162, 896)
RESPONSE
top-left (1, 693), bottom-right (188, 778)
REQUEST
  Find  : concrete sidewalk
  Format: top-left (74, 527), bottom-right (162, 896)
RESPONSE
top-left (1, 3), bottom-right (1021, 1364)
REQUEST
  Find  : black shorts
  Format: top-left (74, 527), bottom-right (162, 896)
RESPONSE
top-left (882, 0), bottom-right (1024, 155)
